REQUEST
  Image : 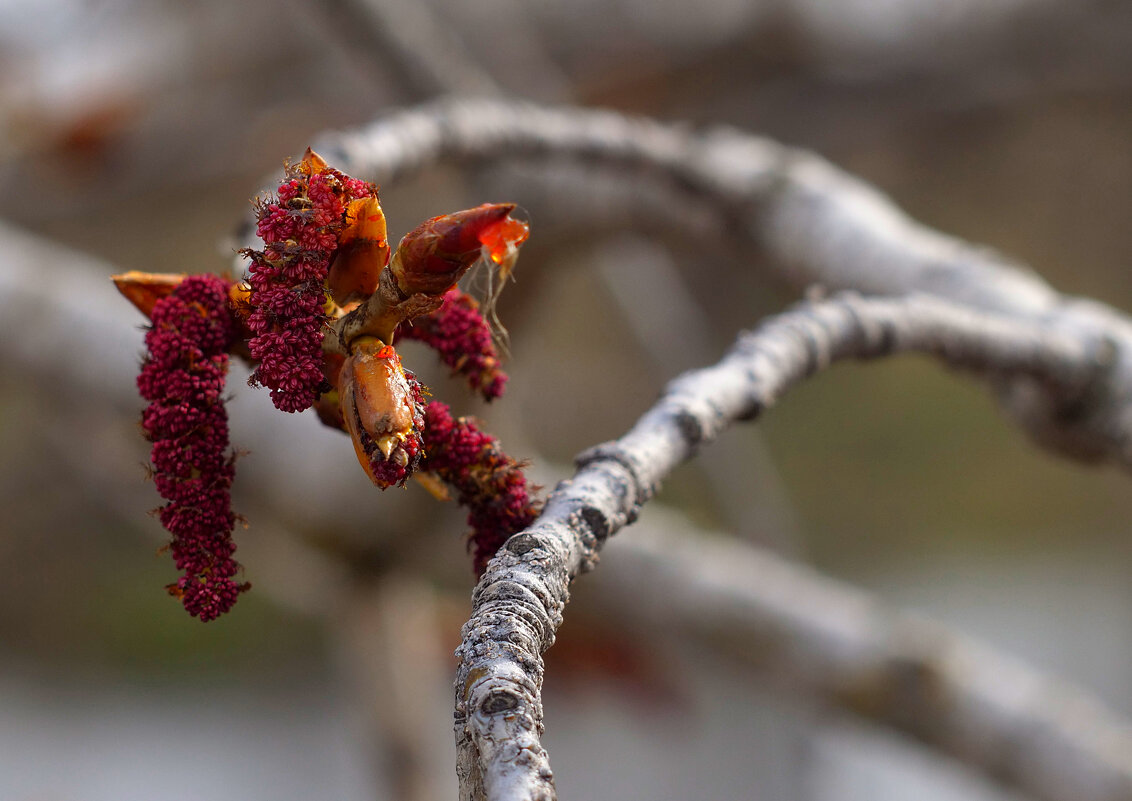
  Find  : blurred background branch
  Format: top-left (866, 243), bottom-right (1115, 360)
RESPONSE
top-left (596, 509), bottom-right (1132, 801)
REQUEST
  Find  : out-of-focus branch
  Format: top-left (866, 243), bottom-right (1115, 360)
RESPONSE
top-left (592, 510), bottom-right (1132, 801)
top-left (311, 98), bottom-right (1132, 468)
top-left (453, 291), bottom-right (1114, 801)
top-left (318, 0), bottom-right (501, 98)
top-left (314, 99), bottom-right (1047, 317)
top-left (0, 220), bottom-right (147, 397)
top-left (336, 576), bottom-right (454, 801)
top-left (552, 0), bottom-right (1132, 106)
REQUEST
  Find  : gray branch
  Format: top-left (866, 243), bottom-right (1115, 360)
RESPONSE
top-left (594, 509), bottom-right (1132, 801)
top-left (317, 0), bottom-right (501, 99)
top-left (313, 98), bottom-right (1132, 468)
top-left (453, 291), bottom-right (1116, 801)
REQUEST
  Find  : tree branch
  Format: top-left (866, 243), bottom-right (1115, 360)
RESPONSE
top-left (593, 509), bottom-right (1132, 801)
top-left (337, 576), bottom-right (455, 801)
top-left (452, 290), bottom-right (1114, 801)
top-left (310, 98), bottom-right (1132, 468)
top-left (13, 95), bottom-right (1132, 799)
top-left (318, 0), bottom-right (501, 99)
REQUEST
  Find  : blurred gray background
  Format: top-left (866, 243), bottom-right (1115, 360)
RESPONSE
top-left (1, 0), bottom-right (1131, 799)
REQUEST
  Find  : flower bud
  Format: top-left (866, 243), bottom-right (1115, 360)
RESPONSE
top-left (390, 203), bottom-right (528, 297)
top-left (327, 196), bottom-right (390, 305)
top-left (339, 337), bottom-right (425, 488)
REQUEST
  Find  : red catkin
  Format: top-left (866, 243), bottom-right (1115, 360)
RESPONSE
top-left (137, 274), bottom-right (246, 621)
top-left (245, 164), bottom-right (375, 413)
top-left (421, 401), bottom-right (539, 574)
top-left (396, 289), bottom-right (508, 401)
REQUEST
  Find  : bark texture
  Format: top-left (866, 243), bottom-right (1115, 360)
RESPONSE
top-left (452, 291), bottom-right (1117, 801)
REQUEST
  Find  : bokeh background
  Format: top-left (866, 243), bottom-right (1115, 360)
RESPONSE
top-left (1, 0), bottom-right (1131, 799)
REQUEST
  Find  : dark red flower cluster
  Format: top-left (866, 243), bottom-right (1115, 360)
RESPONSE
top-left (137, 274), bottom-right (247, 621)
top-left (396, 289), bottom-right (508, 400)
top-left (121, 152), bottom-right (538, 617)
top-left (421, 401), bottom-right (539, 574)
top-left (246, 161), bottom-right (375, 413)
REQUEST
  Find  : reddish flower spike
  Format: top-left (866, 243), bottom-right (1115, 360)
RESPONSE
top-left (245, 149), bottom-right (377, 413)
top-left (137, 274), bottom-right (248, 621)
top-left (421, 401), bottom-right (539, 574)
top-left (396, 289), bottom-right (508, 401)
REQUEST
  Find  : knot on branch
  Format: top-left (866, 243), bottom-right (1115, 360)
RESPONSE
top-left (574, 442), bottom-right (654, 521)
top-left (479, 688), bottom-right (521, 716)
top-left (994, 336), bottom-right (1129, 465)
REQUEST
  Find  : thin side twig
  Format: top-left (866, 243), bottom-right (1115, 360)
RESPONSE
top-left (337, 576), bottom-right (454, 801)
top-left (453, 291), bottom-right (1113, 801)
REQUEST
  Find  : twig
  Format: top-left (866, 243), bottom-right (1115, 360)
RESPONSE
top-left (593, 509), bottom-right (1132, 801)
top-left (452, 291), bottom-right (1113, 801)
top-left (337, 576), bottom-right (454, 801)
top-left (311, 98), bottom-right (1132, 468)
top-left (318, 0), bottom-right (501, 98)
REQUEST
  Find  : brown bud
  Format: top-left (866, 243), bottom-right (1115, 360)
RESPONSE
top-left (298, 147), bottom-right (330, 176)
top-left (112, 271), bottom-right (186, 319)
top-left (328, 196), bottom-right (390, 305)
top-left (339, 337), bottom-right (418, 486)
top-left (390, 203), bottom-right (522, 297)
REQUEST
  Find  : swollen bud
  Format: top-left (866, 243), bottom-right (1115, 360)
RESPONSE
top-left (390, 203), bottom-right (528, 297)
top-left (339, 337), bottom-right (425, 488)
